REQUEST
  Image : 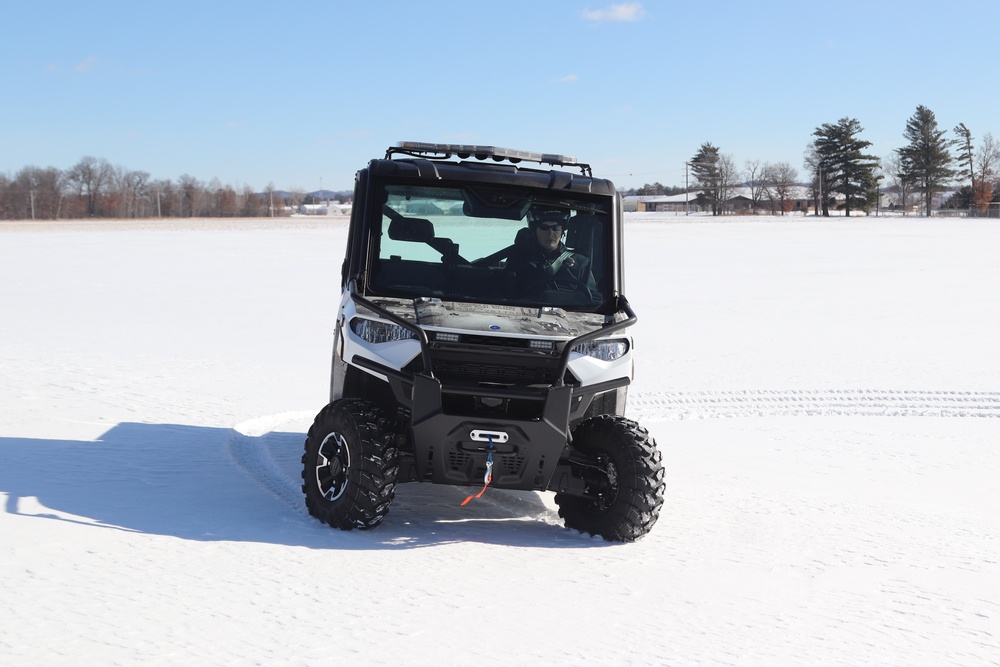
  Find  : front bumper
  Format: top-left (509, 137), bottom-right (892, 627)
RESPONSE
top-left (408, 373), bottom-right (573, 489)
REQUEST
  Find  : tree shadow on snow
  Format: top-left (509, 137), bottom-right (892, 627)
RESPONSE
top-left (0, 422), bottom-right (609, 550)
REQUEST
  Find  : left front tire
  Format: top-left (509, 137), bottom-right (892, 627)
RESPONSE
top-left (301, 399), bottom-right (398, 530)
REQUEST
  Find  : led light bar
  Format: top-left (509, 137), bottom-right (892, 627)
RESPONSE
top-left (389, 141), bottom-right (591, 175)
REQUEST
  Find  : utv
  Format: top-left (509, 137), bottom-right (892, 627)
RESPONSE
top-left (301, 142), bottom-right (664, 541)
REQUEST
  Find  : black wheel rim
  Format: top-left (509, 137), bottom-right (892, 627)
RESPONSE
top-left (315, 431), bottom-right (350, 501)
top-left (594, 455), bottom-right (619, 510)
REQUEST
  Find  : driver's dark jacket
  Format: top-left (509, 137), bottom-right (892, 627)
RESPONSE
top-left (506, 240), bottom-right (602, 307)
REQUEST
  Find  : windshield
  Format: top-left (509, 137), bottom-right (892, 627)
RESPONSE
top-left (367, 182), bottom-right (611, 311)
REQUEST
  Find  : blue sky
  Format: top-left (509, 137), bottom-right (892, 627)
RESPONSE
top-left (4, 0), bottom-right (998, 192)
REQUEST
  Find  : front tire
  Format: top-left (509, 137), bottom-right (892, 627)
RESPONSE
top-left (301, 399), bottom-right (398, 530)
top-left (555, 416), bottom-right (664, 541)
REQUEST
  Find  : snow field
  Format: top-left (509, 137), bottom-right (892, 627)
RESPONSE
top-left (1, 215), bottom-right (998, 665)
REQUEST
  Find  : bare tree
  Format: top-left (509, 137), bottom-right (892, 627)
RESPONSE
top-left (67, 156), bottom-right (114, 216)
top-left (762, 162), bottom-right (799, 215)
top-left (717, 154), bottom-right (739, 213)
top-left (0, 173), bottom-right (10, 218)
top-left (973, 133), bottom-right (999, 215)
top-left (211, 179), bottom-right (239, 217)
top-left (744, 159), bottom-right (765, 213)
top-left (5, 166), bottom-right (66, 219)
top-left (803, 145), bottom-right (835, 216)
top-left (287, 187), bottom-right (307, 214)
top-left (263, 182), bottom-right (280, 217)
top-left (880, 153), bottom-right (912, 214)
top-left (149, 179), bottom-right (175, 218)
top-left (109, 167), bottom-right (151, 218)
top-left (178, 174), bottom-right (207, 217)
top-left (237, 184), bottom-right (255, 217)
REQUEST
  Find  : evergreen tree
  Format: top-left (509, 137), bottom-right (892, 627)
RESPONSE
top-left (897, 105), bottom-right (956, 216)
top-left (689, 143), bottom-right (722, 215)
top-left (944, 186), bottom-right (974, 210)
top-left (812, 117), bottom-right (880, 216)
top-left (954, 123), bottom-right (974, 192)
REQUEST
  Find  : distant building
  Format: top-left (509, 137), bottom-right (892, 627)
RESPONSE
top-left (624, 186), bottom-right (817, 214)
top-left (623, 194), bottom-right (691, 212)
top-left (299, 202), bottom-right (352, 216)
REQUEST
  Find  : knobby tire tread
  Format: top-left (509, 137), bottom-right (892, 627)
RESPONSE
top-left (556, 415), bottom-right (665, 542)
top-left (301, 399), bottom-right (399, 531)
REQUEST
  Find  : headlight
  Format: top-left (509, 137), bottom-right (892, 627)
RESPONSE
top-left (350, 317), bottom-right (416, 344)
top-left (572, 339), bottom-right (629, 361)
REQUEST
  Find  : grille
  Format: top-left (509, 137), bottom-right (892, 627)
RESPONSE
top-left (446, 450), bottom-right (525, 477)
top-left (440, 393), bottom-right (545, 420)
top-left (449, 333), bottom-right (541, 349)
top-left (433, 359), bottom-right (556, 385)
top-left (407, 346), bottom-right (562, 386)
top-left (499, 454), bottom-right (526, 476)
top-left (447, 450), bottom-right (470, 471)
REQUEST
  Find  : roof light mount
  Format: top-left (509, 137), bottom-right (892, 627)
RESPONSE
top-left (387, 141), bottom-right (593, 177)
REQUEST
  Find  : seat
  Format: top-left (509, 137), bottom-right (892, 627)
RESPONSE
top-left (565, 214), bottom-right (603, 285)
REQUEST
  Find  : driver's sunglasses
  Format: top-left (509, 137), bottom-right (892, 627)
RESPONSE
top-left (538, 223), bottom-right (563, 232)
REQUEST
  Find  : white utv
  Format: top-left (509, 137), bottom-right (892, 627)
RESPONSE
top-left (302, 142), bottom-right (664, 541)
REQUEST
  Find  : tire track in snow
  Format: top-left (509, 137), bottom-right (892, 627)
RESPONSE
top-left (627, 389), bottom-right (1000, 421)
top-left (228, 412), bottom-right (314, 515)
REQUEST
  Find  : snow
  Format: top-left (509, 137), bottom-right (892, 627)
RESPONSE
top-left (2, 213), bottom-right (998, 665)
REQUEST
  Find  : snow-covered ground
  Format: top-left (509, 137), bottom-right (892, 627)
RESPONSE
top-left (1, 213), bottom-right (998, 665)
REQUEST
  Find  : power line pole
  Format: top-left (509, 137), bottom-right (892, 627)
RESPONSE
top-left (684, 163), bottom-right (689, 215)
top-left (817, 163), bottom-right (823, 216)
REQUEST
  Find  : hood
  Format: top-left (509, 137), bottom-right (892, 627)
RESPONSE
top-left (366, 298), bottom-right (605, 338)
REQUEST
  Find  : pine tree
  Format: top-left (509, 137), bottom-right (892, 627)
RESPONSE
top-left (811, 118), bottom-right (880, 216)
top-left (954, 123), bottom-right (974, 192)
top-left (689, 143), bottom-right (722, 215)
top-left (897, 105), bottom-right (956, 216)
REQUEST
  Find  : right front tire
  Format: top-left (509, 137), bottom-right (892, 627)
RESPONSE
top-left (301, 399), bottom-right (398, 530)
top-left (555, 415), bottom-right (665, 542)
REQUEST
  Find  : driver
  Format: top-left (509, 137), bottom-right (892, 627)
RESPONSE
top-left (506, 206), bottom-right (601, 307)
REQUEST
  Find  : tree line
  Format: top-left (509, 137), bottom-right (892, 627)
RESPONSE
top-left (7, 105), bottom-right (998, 220)
top-left (631, 105), bottom-right (1000, 217)
top-left (0, 156), bottom-right (321, 220)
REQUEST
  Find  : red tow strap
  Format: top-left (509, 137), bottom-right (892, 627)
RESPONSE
top-left (461, 437), bottom-right (495, 506)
